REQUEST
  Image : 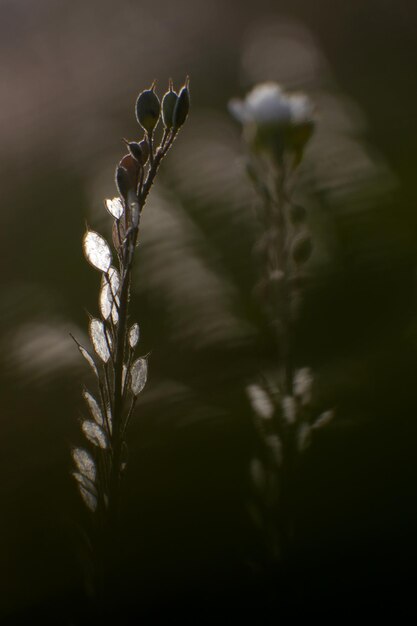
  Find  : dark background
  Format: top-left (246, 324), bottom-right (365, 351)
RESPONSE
top-left (1, 0), bottom-right (417, 621)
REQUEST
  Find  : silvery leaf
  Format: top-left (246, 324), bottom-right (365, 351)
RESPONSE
top-left (89, 318), bottom-right (112, 363)
top-left (73, 472), bottom-right (98, 497)
top-left (72, 447), bottom-right (96, 482)
top-left (99, 268), bottom-right (120, 322)
top-left (130, 357), bottom-right (147, 396)
top-left (82, 389), bottom-right (104, 427)
top-left (83, 230), bottom-right (112, 272)
top-left (105, 197), bottom-right (124, 219)
top-left (128, 323), bottom-right (140, 349)
top-left (82, 420), bottom-right (108, 449)
top-left (78, 484), bottom-right (97, 512)
top-left (78, 345), bottom-right (99, 378)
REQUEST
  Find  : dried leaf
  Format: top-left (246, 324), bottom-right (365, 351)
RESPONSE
top-left (82, 420), bottom-right (108, 449)
top-left (130, 357), bottom-right (147, 396)
top-left (72, 447), bottom-right (96, 482)
top-left (89, 318), bottom-right (112, 363)
top-left (105, 197), bottom-right (124, 219)
top-left (83, 230), bottom-right (112, 272)
top-left (128, 323), bottom-right (140, 349)
top-left (82, 389), bottom-right (104, 427)
top-left (78, 345), bottom-right (99, 378)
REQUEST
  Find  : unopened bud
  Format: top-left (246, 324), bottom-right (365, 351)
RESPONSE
top-left (119, 154), bottom-right (139, 190)
top-left (124, 139), bottom-right (144, 163)
top-left (135, 83), bottom-right (161, 134)
top-left (115, 166), bottom-right (131, 200)
top-left (162, 81), bottom-right (179, 129)
top-left (173, 78), bottom-right (190, 129)
top-left (139, 139), bottom-right (149, 164)
top-left (291, 232), bottom-right (312, 264)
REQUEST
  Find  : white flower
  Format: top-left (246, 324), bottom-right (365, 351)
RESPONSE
top-left (229, 82), bottom-right (313, 129)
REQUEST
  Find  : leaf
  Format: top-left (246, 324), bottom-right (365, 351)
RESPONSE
top-left (105, 403), bottom-right (113, 435)
top-left (78, 484), bottom-right (97, 512)
top-left (89, 318), bottom-right (112, 363)
top-left (82, 389), bottom-right (104, 426)
top-left (112, 220), bottom-right (125, 252)
top-left (312, 409), bottom-right (335, 430)
top-left (83, 230), bottom-right (112, 272)
top-left (99, 268), bottom-right (120, 323)
top-left (82, 420), bottom-right (108, 449)
top-left (122, 363), bottom-right (128, 392)
top-left (78, 345), bottom-right (99, 378)
top-left (128, 323), bottom-right (140, 349)
top-left (130, 357), bottom-right (147, 396)
top-left (73, 471), bottom-right (98, 497)
top-left (297, 422), bottom-right (312, 452)
top-left (246, 384), bottom-right (274, 420)
top-left (72, 447), bottom-right (96, 482)
top-left (105, 197), bottom-right (124, 219)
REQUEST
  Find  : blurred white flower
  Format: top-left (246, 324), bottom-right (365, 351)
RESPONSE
top-left (229, 82), bottom-right (314, 162)
top-left (229, 82), bottom-right (313, 128)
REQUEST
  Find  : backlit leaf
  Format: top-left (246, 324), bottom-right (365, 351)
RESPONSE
top-left (82, 420), bottom-right (108, 449)
top-left (99, 268), bottom-right (120, 323)
top-left (128, 323), bottom-right (140, 349)
top-left (105, 197), bottom-right (124, 219)
top-left (130, 357), bottom-right (147, 396)
top-left (82, 389), bottom-right (104, 427)
top-left (83, 230), bottom-right (112, 272)
top-left (73, 471), bottom-right (98, 497)
top-left (78, 484), bottom-right (97, 512)
top-left (78, 345), bottom-right (99, 378)
top-left (89, 318), bottom-right (112, 363)
top-left (72, 447), bottom-right (96, 482)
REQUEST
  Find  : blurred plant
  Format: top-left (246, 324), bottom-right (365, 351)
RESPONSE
top-left (70, 79), bottom-right (190, 596)
top-left (230, 82), bottom-right (333, 561)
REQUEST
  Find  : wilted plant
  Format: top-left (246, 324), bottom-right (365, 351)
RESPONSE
top-left (71, 79), bottom-right (190, 594)
top-left (230, 83), bottom-right (333, 560)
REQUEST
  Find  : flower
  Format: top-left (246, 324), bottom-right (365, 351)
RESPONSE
top-left (229, 82), bottom-right (314, 162)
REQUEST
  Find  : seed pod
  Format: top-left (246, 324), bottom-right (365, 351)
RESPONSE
top-left (138, 139), bottom-right (149, 164)
top-left (291, 232), bottom-right (313, 264)
top-left (115, 166), bottom-right (130, 200)
top-left (162, 82), bottom-right (178, 129)
top-left (135, 83), bottom-right (161, 134)
top-left (173, 79), bottom-right (190, 129)
top-left (119, 154), bottom-right (140, 190)
top-left (124, 140), bottom-right (144, 163)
